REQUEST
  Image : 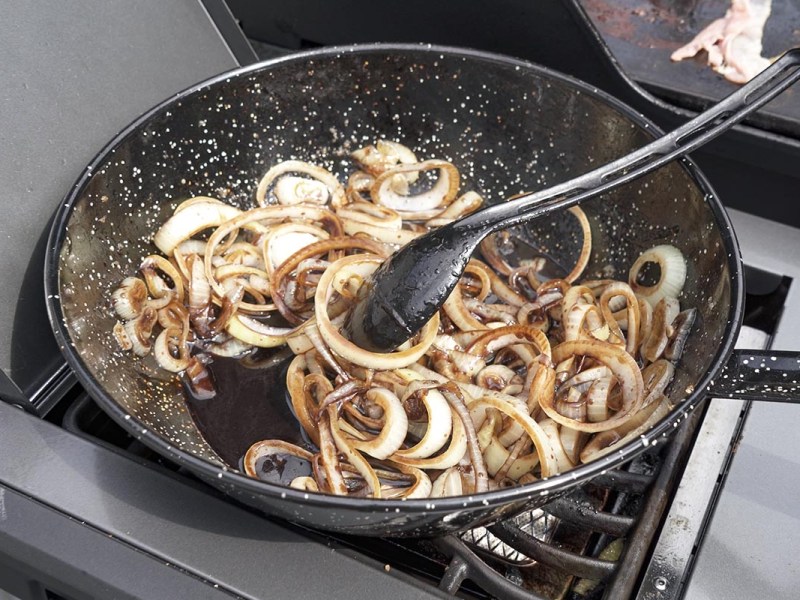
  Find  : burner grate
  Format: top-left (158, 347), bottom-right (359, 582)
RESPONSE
top-left (58, 360), bottom-right (702, 600)
top-left (425, 406), bottom-right (702, 600)
top-left (462, 509), bottom-right (559, 566)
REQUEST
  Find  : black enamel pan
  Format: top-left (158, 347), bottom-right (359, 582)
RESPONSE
top-left (45, 44), bottom-right (800, 537)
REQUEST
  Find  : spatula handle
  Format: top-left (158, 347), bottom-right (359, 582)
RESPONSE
top-left (465, 48), bottom-right (800, 236)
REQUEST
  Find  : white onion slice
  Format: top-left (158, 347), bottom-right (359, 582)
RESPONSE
top-left (394, 388), bottom-right (452, 459)
top-left (154, 199), bottom-right (244, 255)
top-left (371, 159), bottom-right (459, 213)
top-left (629, 244), bottom-right (687, 307)
top-left (273, 176), bottom-right (330, 205)
top-left (255, 160), bottom-right (345, 208)
top-left (392, 407), bottom-right (467, 470)
top-left (314, 255), bottom-right (439, 370)
top-left (350, 387), bottom-right (408, 460)
top-left (226, 315), bottom-right (291, 348)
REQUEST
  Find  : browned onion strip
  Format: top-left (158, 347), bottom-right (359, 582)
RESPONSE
top-left (543, 340), bottom-right (645, 432)
top-left (346, 387), bottom-right (407, 460)
top-left (370, 159), bottom-right (460, 214)
top-left (377, 462), bottom-right (432, 499)
top-left (641, 297), bottom-right (680, 363)
top-left (141, 255), bottom-right (185, 303)
top-left (286, 356), bottom-right (328, 446)
top-left (314, 254), bottom-right (440, 370)
top-left (440, 385), bottom-right (489, 493)
top-left (394, 386), bottom-right (452, 459)
top-left (539, 419), bottom-right (575, 473)
top-left (256, 160), bottom-right (346, 208)
top-left (327, 405), bottom-right (381, 498)
top-left (468, 259), bottom-right (527, 307)
top-left (563, 207), bottom-right (592, 283)
top-left (641, 359), bottom-right (675, 405)
top-left (153, 326), bottom-right (191, 372)
top-left (599, 282), bottom-right (641, 355)
top-left (317, 411), bottom-right (348, 495)
top-left (243, 440), bottom-right (314, 479)
top-left (336, 201), bottom-right (402, 229)
top-left (469, 395), bottom-right (560, 478)
top-left (270, 237), bottom-right (388, 325)
top-left (563, 303), bottom-right (607, 343)
top-left (203, 205), bottom-right (343, 309)
top-left (466, 325), bottom-right (553, 363)
top-left (425, 190), bottom-right (483, 227)
top-left (442, 285), bottom-right (489, 332)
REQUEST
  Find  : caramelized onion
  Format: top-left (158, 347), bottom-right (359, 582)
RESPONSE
top-left (112, 140), bottom-right (697, 501)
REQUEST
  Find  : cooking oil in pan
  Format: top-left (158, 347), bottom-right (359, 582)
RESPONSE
top-left (182, 350), bottom-right (310, 480)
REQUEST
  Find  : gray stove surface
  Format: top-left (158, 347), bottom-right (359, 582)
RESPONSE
top-left (0, 399), bottom-right (444, 599)
top-left (681, 210), bottom-right (800, 599)
top-left (0, 0), bottom-right (245, 410)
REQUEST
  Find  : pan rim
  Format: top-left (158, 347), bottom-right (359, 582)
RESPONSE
top-left (44, 42), bottom-right (744, 517)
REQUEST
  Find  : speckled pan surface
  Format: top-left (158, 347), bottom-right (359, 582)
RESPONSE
top-left (45, 44), bottom-right (742, 536)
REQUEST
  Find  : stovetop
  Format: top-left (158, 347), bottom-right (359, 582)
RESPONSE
top-left (2, 1), bottom-right (800, 599)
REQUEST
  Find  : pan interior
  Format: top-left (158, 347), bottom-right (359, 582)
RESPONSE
top-left (55, 48), bottom-right (732, 476)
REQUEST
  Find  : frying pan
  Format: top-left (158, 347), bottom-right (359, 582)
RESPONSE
top-left (45, 44), bottom-right (800, 537)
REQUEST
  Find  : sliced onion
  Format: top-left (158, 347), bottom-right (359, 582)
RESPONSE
top-left (469, 395), bottom-right (560, 478)
top-left (123, 307), bottom-right (158, 356)
top-left (539, 419), bottom-right (575, 473)
top-left (394, 387), bottom-right (452, 459)
top-left (314, 255), bottom-right (439, 369)
top-left (629, 244), bottom-right (687, 307)
top-left (263, 223), bottom-right (328, 273)
top-left (599, 282), bottom-right (640, 355)
top-left (440, 385), bottom-right (489, 493)
top-left (153, 327), bottom-right (191, 372)
top-left (641, 297), bottom-right (680, 363)
top-left (256, 160), bottom-right (345, 208)
top-left (430, 467), bottom-right (464, 497)
top-left (328, 405), bottom-right (381, 498)
top-left (579, 395), bottom-right (671, 463)
top-left (352, 140), bottom-right (419, 180)
top-left (442, 285), bottom-right (488, 332)
top-left (226, 315), bottom-right (291, 348)
top-left (153, 198), bottom-right (245, 255)
top-left (378, 462), bottom-right (432, 499)
top-left (425, 191), bottom-right (484, 227)
top-left (273, 176), bottom-right (330, 205)
top-left (349, 387), bottom-right (407, 460)
top-left (563, 206), bottom-right (593, 283)
top-left (140, 255), bottom-right (185, 303)
top-left (203, 204), bottom-right (342, 313)
top-left (243, 440), bottom-right (314, 479)
top-left (543, 339), bottom-right (645, 432)
top-left (370, 159), bottom-right (459, 213)
top-left (290, 477), bottom-right (319, 492)
top-left (391, 407), bottom-right (467, 470)
top-left (342, 220), bottom-right (420, 245)
top-left (112, 277), bottom-right (148, 320)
